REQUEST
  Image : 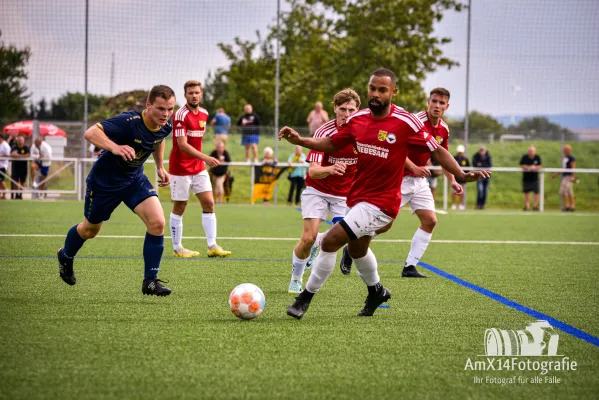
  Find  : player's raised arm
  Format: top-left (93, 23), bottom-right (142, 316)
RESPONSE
top-left (431, 146), bottom-right (491, 182)
top-left (175, 135), bottom-right (219, 167)
top-left (84, 124), bottom-right (135, 161)
top-left (278, 126), bottom-right (338, 153)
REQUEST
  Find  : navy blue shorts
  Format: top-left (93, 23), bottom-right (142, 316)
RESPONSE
top-left (241, 134), bottom-right (260, 145)
top-left (84, 174), bottom-right (157, 224)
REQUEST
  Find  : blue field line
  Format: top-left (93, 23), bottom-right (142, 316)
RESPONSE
top-left (418, 261), bottom-right (599, 349)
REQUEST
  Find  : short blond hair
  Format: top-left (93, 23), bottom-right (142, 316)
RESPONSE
top-left (184, 80), bottom-right (202, 93)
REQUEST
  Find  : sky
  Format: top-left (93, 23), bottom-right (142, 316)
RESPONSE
top-left (1, 0), bottom-right (598, 119)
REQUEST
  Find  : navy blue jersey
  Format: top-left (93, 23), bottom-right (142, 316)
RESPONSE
top-left (88, 111), bottom-right (172, 189)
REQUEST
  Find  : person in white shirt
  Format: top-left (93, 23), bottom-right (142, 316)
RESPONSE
top-left (31, 136), bottom-right (53, 195)
top-left (0, 135), bottom-right (11, 199)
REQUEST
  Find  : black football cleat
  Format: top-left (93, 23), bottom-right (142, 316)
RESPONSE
top-left (57, 248), bottom-right (76, 285)
top-left (286, 291), bottom-right (313, 319)
top-left (142, 279), bottom-right (172, 296)
top-left (339, 245), bottom-right (353, 276)
top-left (401, 264), bottom-right (428, 278)
top-left (358, 287), bottom-right (392, 317)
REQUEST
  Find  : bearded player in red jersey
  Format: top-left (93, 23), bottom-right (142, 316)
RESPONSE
top-left (168, 80), bottom-right (231, 258)
top-left (279, 69), bottom-right (490, 319)
top-left (287, 88), bottom-right (360, 294)
top-left (339, 87), bottom-right (460, 278)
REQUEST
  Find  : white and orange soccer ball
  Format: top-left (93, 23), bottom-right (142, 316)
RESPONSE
top-left (228, 283), bottom-right (266, 320)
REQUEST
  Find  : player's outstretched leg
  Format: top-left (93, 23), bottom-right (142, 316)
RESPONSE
top-left (203, 212), bottom-right (231, 257)
top-left (141, 232), bottom-right (171, 296)
top-left (402, 222), bottom-right (434, 278)
top-left (339, 245), bottom-right (353, 275)
top-left (288, 249), bottom-right (308, 294)
top-left (352, 246), bottom-right (391, 316)
top-left (57, 223), bottom-right (91, 285)
top-left (286, 249), bottom-right (337, 319)
top-left (170, 212), bottom-right (200, 258)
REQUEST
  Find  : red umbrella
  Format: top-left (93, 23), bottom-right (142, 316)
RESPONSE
top-left (2, 120), bottom-right (67, 137)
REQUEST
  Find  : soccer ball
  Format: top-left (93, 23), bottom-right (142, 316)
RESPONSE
top-left (229, 283), bottom-right (266, 320)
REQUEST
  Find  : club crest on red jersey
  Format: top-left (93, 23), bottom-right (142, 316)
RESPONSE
top-left (377, 130), bottom-right (387, 141)
top-left (386, 133), bottom-right (397, 144)
top-left (436, 135), bottom-right (444, 144)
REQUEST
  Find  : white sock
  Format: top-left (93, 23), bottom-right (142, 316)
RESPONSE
top-left (353, 248), bottom-right (380, 286)
top-left (305, 250), bottom-right (337, 293)
top-left (291, 250), bottom-right (308, 281)
top-left (170, 213), bottom-right (183, 251)
top-left (405, 228), bottom-right (433, 266)
top-left (313, 231), bottom-right (325, 248)
top-left (202, 212), bottom-right (217, 247)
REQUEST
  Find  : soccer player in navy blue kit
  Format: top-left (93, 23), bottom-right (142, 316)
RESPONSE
top-left (57, 85), bottom-right (176, 296)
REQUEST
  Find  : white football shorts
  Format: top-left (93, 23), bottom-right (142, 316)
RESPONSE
top-left (341, 201), bottom-right (394, 239)
top-left (170, 170), bottom-right (212, 201)
top-left (300, 186), bottom-right (348, 221)
top-left (400, 176), bottom-right (436, 213)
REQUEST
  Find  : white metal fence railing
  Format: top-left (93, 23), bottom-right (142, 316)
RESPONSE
top-left (1, 156), bottom-right (598, 211)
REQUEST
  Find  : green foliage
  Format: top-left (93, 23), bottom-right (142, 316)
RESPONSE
top-left (90, 90), bottom-right (149, 120)
top-left (204, 0), bottom-right (463, 126)
top-left (448, 111), bottom-right (506, 134)
top-left (0, 31), bottom-right (31, 125)
top-left (49, 92), bottom-right (107, 121)
top-left (509, 116), bottom-right (573, 137)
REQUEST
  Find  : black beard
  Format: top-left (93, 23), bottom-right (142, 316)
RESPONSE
top-left (368, 99), bottom-right (388, 114)
top-left (188, 102), bottom-right (199, 108)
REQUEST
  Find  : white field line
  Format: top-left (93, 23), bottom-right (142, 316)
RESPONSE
top-left (0, 234), bottom-right (598, 246)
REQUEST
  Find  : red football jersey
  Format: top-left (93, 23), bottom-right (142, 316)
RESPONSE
top-left (404, 110), bottom-right (449, 177)
top-left (330, 104), bottom-right (438, 218)
top-left (305, 119), bottom-right (359, 198)
top-left (169, 104), bottom-right (208, 176)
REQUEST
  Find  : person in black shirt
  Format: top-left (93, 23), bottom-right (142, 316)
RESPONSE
top-left (209, 141), bottom-right (231, 204)
top-left (10, 135), bottom-right (30, 200)
top-left (472, 146), bottom-right (492, 209)
top-left (551, 144), bottom-right (576, 211)
top-left (519, 145), bottom-right (542, 211)
top-left (452, 144), bottom-right (469, 210)
top-left (237, 104), bottom-right (261, 163)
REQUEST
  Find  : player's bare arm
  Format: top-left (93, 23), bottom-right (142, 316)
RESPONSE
top-left (84, 125), bottom-right (136, 161)
top-left (404, 157), bottom-right (430, 177)
top-left (308, 161), bottom-right (346, 180)
top-left (152, 140), bottom-right (170, 187)
top-left (431, 146), bottom-right (491, 182)
top-left (175, 135), bottom-right (219, 167)
top-left (278, 126), bottom-right (338, 153)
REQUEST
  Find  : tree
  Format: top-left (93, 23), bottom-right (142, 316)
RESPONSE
top-left (509, 116), bottom-right (572, 135)
top-left (448, 111), bottom-right (506, 134)
top-left (0, 31), bottom-right (31, 125)
top-left (204, 0), bottom-right (463, 127)
top-left (50, 92), bottom-right (107, 121)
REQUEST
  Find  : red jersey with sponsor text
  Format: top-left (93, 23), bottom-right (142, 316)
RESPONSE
top-left (330, 104), bottom-right (438, 218)
top-left (169, 104), bottom-right (208, 176)
top-left (405, 110), bottom-right (449, 177)
top-left (305, 119), bottom-right (359, 198)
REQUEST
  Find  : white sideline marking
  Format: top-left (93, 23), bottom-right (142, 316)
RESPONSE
top-left (0, 234), bottom-right (598, 246)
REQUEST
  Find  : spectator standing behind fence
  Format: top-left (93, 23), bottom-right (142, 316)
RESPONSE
top-left (10, 135), bottom-right (29, 200)
top-left (209, 141), bottom-right (231, 204)
top-left (31, 136), bottom-right (53, 199)
top-left (306, 101), bottom-right (329, 136)
top-left (426, 158), bottom-right (441, 200)
top-left (551, 144), bottom-right (576, 212)
top-left (287, 145), bottom-right (307, 206)
top-left (0, 135), bottom-right (11, 199)
top-left (472, 146), bottom-right (492, 209)
top-left (520, 145), bottom-right (542, 211)
top-left (210, 108), bottom-right (231, 144)
top-left (237, 104), bottom-right (261, 163)
top-left (451, 144), bottom-right (469, 210)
